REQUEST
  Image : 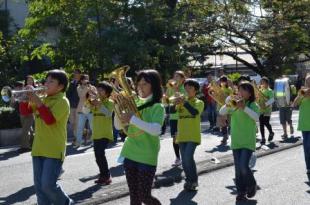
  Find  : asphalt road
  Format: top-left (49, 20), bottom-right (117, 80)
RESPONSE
top-left (103, 146), bottom-right (310, 205)
top-left (0, 111), bottom-right (301, 205)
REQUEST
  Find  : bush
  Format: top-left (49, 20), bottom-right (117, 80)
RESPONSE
top-left (0, 106), bottom-right (21, 129)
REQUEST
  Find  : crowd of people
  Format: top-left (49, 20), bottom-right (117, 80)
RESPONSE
top-left (8, 67), bottom-right (310, 204)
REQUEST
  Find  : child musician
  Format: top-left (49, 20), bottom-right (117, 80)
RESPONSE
top-left (219, 82), bottom-right (259, 202)
top-left (89, 81), bottom-right (114, 185)
top-left (174, 79), bottom-right (204, 191)
top-left (20, 69), bottom-right (73, 204)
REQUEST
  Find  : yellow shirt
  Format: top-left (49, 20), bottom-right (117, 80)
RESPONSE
top-left (32, 92), bottom-right (70, 161)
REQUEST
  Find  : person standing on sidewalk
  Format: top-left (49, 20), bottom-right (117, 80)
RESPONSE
top-left (115, 69), bottom-right (165, 205)
top-left (20, 69), bottom-right (73, 205)
top-left (219, 82), bottom-right (259, 202)
top-left (175, 79), bottom-right (204, 191)
top-left (74, 74), bottom-right (96, 148)
top-left (89, 81), bottom-right (114, 185)
top-left (18, 75), bottom-right (36, 153)
top-left (293, 74), bottom-right (310, 175)
top-left (258, 77), bottom-right (275, 145)
top-left (66, 69), bottom-right (81, 143)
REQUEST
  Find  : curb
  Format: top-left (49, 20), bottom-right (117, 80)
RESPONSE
top-left (77, 138), bottom-right (302, 205)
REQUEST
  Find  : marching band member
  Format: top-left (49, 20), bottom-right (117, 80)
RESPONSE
top-left (219, 82), bottom-right (259, 202)
top-left (89, 81), bottom-right (114, 185)
top-left (165, 70), bottom-right (186, 167)
top-left (293, 74), bottom-right (310, 175)
top-left (20, 69), bottom-right (73, 205)
top-left (174, 79), bottom-right (204, 191)
top-left (218, 75), bottom-right (233, 145)
top-left (115, 69), bottom-right (165, 205)
top-left (259, 77), bottom-right (275, 145)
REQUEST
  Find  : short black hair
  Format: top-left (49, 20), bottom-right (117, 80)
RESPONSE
top-left (46, 69), bottom-right (68, 92)
top-left (219, 75), bottom-right (228, 82)
top-left (97, 81), bottom-right (113, 97)
top-left (261, 76), bottom-right (269, 85)
top-left (80, 74), bottom-right (89, 81)
top-left (184, 79), bottom-right (200, 91)
top-left (238, 75), bottom-right (251, 83)
top-left (239, 82), bottom-right (255, 103)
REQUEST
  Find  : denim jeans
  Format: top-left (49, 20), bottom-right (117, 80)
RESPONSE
top-left (76, 112), bottom-right (93, 144)
top-left (32, 157), bottom-right (71, 205)
top-left (302, 131), bottom-right (310, 170)
top-left (233, 149), bottom-right (257, 195)
top-left (207, 101), bottom-right (217, 128)
top-left (179, 142), bottom-right (198, 183)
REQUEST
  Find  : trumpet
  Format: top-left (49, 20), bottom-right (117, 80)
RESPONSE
top-left (1, 86), bottom-right (47, 102)
top-left (226, 95), bottom-right (244, 108)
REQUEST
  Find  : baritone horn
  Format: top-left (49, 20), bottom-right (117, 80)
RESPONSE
top-left (1, 86), bottom-right (47, 102)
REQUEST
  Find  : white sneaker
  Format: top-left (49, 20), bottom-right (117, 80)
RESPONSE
top-left (73, 142), bottom-right (80, 149)
top-left (172, 158), bottom-right (182, 167)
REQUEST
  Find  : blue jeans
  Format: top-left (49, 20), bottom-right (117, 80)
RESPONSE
top-left (179, 142), bottom-right (198, 183)
top-left (32, 157), bottom-right (71, 205)
top-left (302, 131), bottom-right (310, 170)
top-left (207, 102), bottom-right (217, 128)
top-left (76, 112), bottom-right (93, 144)
top-left (233, 149), bottom-right (257, 195)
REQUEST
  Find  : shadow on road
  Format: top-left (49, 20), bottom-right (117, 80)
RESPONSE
top-left (69, 184), bottom-right (102, 203)
top-left (205, 144), bottom-right (230, 153)
top-left (169, 190), bottom-right (197, 205)
top-left (154, 166), bottom-right (183, 188)
top-left (65, 144), bottom-right (92, 156)
top-left (0, 149), bottom-right (21, 161)
top-left (0, 185), bottom-right (35, 204)
top-left (235, 199), bottom-right (257, 205)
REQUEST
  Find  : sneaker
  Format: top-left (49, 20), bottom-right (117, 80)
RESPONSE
top-left (268, 132), bottom-right (274, 142)
top-left (236, 194), bottom-right (247, 201)
top-left (95, 177), bottom-right (112, 185)
top-left (247, 184), bottom-right (257, 198)
top-left (221, 136), bottom-right (228, 145)
top-left (281, 134), bottom-right (288, 140)
top-left (72, 142), bottom-right (80, 149)
top-left (172, 158), bottom-right (182, 167)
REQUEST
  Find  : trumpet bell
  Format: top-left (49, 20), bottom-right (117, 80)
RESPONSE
top-left (1, 86), bottom-right (47, 102)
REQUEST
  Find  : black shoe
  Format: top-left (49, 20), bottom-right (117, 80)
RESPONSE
top-left (268, 132), bottom-right (274, 142)
top-left (247, 185), bottom-right (257, 198)
top-left (236, 194), bottom-right (247, 201)
top-left (260, 139), bottom-right (266, 145)
top-left (281, 134), bottom-right (288, 140)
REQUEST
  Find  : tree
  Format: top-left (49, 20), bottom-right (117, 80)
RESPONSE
top-left (210, 0), bottom-right (310, 78)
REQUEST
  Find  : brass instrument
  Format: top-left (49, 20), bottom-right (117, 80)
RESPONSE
top-left (227, 95), bottom-right (244, 108)
top-left (208, 81), bottom-right (227, 106)
top-left (110, 66), bottom-right (140, 132)
top-left (1, 86), bottom-right (47, 102)
top-left (299, 88), bottom-right (310, 96)
top-left (168, 92), bottom-right (184, 104)
top-left (166, 79), bottom-right (178, 88)
top-left (252, 81), bottom-right (268, 108)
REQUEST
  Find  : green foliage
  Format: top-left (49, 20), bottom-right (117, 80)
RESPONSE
top-left (0, 106), bottom-right (21, 129)
top-left (228, 73), bottom-right (241, 83)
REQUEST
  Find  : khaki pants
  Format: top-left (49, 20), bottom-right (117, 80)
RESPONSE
top-left (69, 108), bottom-right (78, 137)
top-left (20, 115), bottom-right (34, 149)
